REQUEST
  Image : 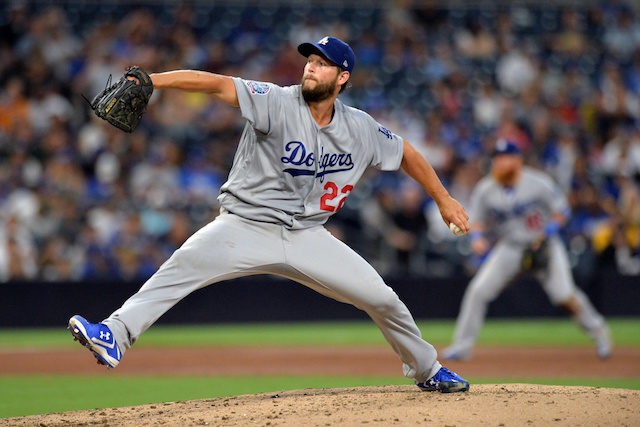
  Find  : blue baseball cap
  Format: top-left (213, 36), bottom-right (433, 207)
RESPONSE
top-left (298, 36), bottom-right (355, 74)
top-left (491, 139), bottom-right (522, 157)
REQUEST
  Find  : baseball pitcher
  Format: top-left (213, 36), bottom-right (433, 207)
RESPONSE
top-left (442, 140), bottom-right (612, 360)
top-left (69, 36), bottom-right (471, 393)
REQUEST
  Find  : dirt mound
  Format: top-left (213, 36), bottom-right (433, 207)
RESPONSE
top-left (5, 384), bottom-right (639, 426)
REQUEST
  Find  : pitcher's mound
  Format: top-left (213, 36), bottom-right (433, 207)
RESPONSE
top-left (6, 384), bottom-right (639, 426)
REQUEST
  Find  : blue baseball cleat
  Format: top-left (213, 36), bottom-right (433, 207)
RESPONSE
top-left (415, 366), bottom-right (470, 393)
top-left (68, 315), bottom-right (122, 368)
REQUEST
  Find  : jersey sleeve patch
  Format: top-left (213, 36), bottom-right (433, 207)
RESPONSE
top-left (378, 125), bottom-right (393, 140)
top-left (245, 81), bottom-right (271, 95)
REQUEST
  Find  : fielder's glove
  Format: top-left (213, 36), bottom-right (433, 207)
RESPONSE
top-left (521, 238), bottom-right (549, 271)
top-left (87, 66), bottom-right (153, 133)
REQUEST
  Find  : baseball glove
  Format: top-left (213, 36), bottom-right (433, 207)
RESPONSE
top-left (88, 66), bottom-right (154, 133)
top-left (521, 238), bottom-right (550, 271)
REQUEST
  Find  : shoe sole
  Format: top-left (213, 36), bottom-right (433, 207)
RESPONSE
top-left (439, 381), bottom-right (470, 393)
top-left (68, 317), bottom-right (118, 368)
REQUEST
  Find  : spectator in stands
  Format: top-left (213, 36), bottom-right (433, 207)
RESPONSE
top-left (0, 77), bottom-right (30, 135)
top-left (0, 214), bottom-right (38, 281)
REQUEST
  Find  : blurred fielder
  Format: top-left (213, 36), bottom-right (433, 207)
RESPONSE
top-left (443, 140), bottom-right (612, 360)
top-left (69, 36), bottom-right (471, 393)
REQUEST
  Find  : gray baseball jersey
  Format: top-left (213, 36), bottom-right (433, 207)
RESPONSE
top-left (219, 78), bottom-right (403, 229)
top-left (470, 167), bottom-right (569, 245)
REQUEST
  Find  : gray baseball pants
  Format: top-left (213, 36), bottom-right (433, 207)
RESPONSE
top-left (104, 211), bottom-right (441, 382)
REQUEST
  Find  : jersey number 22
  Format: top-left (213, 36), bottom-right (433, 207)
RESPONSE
top-left (320, 181), bottom-right (353, 212)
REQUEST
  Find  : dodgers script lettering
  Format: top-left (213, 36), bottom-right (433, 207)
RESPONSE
top-left (281, 141), bottom-right (354, 181)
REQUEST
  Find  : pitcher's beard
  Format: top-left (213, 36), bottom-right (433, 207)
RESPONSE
top-left (492, 169), bottom-right (518, 186)
top-left (301, 76), bottom-right (338, 103)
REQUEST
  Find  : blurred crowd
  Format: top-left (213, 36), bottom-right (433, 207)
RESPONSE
top-left (0, 0), bottom-right (639, 282)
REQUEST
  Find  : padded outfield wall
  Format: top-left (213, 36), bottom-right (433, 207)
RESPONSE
top-left (0, 271), bottom-right (637, 327)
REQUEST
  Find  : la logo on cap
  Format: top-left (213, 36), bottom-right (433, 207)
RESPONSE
top-left (297, 36), bottom-right (355, 73)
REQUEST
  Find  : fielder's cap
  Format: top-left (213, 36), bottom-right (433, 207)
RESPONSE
top-left (298, 36), bottom-right (355, 74)
top-left (491, 139), bottom-right (522, 157)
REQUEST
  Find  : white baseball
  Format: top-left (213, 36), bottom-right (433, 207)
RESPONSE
top-left (449, 222), bottom-right (466, 236)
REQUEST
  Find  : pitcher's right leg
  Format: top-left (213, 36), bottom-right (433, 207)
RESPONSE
top-left (77, 213), bottom-right (285, 359)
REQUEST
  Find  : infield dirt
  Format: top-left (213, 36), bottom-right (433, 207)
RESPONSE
top-left (4, 384), bottom-right (639, 426)
top-left (2, 345), bottom-right (639, 377)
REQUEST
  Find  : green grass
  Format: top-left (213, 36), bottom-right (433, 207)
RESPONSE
top-left (1, 375), bottom-right (639, 419)
top-left (1, 317), bottom-right (639, 349)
